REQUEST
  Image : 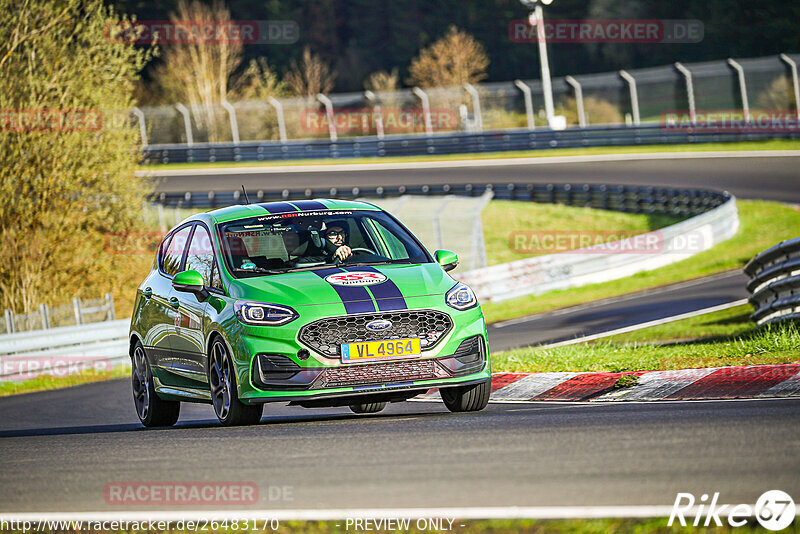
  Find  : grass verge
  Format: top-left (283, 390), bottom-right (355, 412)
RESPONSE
top-left (481, 199), bottom-right (800, 324)
top-left (492, 305), bottom-right (799, 373)
top-left (0, 365), bottom-right (130, 397)
top-left (140, 139), bottom-right (800, 171)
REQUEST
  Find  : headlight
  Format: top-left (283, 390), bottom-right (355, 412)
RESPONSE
top-left (445, 282), bottom-right (477, 311)
top-left (234, 301), bottom-right (298, 326)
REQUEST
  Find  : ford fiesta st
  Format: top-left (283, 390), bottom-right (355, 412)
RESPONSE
top-left (129, 199), bottom-right (491, 426)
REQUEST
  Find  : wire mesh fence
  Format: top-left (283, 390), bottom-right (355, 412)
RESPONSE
top-left (135, 53), bottom-right (800, 146)
top-left (2, 293), bottom-right (116, 335)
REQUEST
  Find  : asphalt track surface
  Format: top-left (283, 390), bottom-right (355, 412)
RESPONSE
top-left (1, 380), bottom-right (798, 513)
top-left (151, 154), bottom-right (800, 203)
top-left (487, 270), bottom-right (750, 352)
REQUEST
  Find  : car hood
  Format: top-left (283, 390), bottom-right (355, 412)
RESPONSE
top-left (228, 263), bottom-right (456, 308)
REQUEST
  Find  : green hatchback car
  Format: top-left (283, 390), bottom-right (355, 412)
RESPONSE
top-left (129, 199), bottom-right (491, 426)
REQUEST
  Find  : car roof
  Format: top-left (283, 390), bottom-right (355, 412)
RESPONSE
top-left (183, 198), bottom-right (384, 226)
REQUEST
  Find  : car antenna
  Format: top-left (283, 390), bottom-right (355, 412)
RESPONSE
top-left (241, 185), bottom-right (251, 205)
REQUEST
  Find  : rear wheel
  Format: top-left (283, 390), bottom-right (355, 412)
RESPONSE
top-left (349, 401), bottom-right (387, 414)
top-left (209, 338), bottom-right (263, 426)
top-left (131, 342), bottom-right (180, 427)
top-left (441, 379), bottom-right (491, 413)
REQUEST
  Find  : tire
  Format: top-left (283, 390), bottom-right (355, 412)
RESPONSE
top-left (208, 337), bottom-right (263, 426)
top-left (131, 341), bottom-right (180, 427)
top-left (441, 378), bottom-right (491, 413)
top-left (349, 401), bottom-right (387, 414)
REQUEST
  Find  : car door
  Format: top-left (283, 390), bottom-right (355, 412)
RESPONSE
top-left (146, 224), bottom-right (193, 385)
top-left (140, 226), bottom-right (190, 366)
top-left (166, 223), bottom-right (214, 385)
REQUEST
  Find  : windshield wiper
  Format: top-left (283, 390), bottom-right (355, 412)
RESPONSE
top-left (341, 260), bottom-right (412, 267)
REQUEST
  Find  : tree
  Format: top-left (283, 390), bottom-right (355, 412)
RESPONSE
top-left (152, 0), bottom-right (243, 142)
top-left (0, 0), bottom-right (150, 313)
top-left (407, 26), bottom-right (489, 88)
top-left (285, 47), bottom-right (336, 97)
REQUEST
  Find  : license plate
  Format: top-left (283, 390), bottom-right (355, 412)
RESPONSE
top-left (341, 338), bottom-right (421, 362)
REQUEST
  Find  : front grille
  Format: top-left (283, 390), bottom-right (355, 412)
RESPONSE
top-left (298, 310), bottom-right (453, 357)
top-left (316, 359), bottom-right (445, 388)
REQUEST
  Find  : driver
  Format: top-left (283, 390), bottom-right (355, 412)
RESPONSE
top-left (323, 221), bottom-right (353, 262)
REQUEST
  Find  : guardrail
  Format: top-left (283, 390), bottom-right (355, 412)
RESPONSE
top-left (2, 292), bottom-right (115, 335)
top-left (745, 237), bottom-right (800, 325)
top-left (141, 124), bottom-right (798, 164)
top-left (0, 320), bottom-right (130, 381)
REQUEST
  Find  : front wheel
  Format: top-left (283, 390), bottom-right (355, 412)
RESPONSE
top-left (131, 342), bottom-right (180, 427)
top-left (208, 338), bottom-right (263, 426)
top-left (441, 379), bottom-right (491, 413)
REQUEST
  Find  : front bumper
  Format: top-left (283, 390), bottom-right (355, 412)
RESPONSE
top-left (231, 305), bottom-right (491, 404)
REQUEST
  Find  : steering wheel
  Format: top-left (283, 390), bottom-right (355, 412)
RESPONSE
top-left (350, 247), bottom-right (377, 255)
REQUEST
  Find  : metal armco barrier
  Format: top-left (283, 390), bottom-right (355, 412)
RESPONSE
top-left (745, 237), bottom-right (800, 325)
top-left (141, 124), bottom-right (798, 164)
top-left (0, 320), bottom-right (130, 381)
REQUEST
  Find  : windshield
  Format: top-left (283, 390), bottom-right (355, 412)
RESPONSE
top-left (218, 209), bottom-right (430, 277)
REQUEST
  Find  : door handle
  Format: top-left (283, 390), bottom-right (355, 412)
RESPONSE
top-left (169, 297), bottom-right (180, 309)
top-left (143, 287), bottom-right (152, 299)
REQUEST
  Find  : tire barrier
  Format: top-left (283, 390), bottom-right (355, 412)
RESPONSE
top-left (745, 237), bottom-right (800, 325)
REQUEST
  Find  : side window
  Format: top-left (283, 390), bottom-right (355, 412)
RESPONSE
top-left (367, 219), bottom-right (410, 259)
top-left (162, 226), bottom-right (192, 276)
top-left (184, 225), bottom-right (217, 286)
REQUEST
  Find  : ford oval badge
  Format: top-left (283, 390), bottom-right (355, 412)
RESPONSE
top-left (366, 319), bottom-right (392, 332)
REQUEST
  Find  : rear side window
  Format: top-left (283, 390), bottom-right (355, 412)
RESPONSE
top-left (162, 226), bottom-right (192, 276)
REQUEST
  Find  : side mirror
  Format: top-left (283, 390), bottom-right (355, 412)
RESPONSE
top-left (172, 270), bottom-right (209, 301)
top-left (434, 250), bottom-right (459, 272)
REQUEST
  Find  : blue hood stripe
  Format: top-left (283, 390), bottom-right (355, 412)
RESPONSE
top-left (345, 266), bottom-right (408, 311)
top-left (313, 267), bottom-right (376, 315)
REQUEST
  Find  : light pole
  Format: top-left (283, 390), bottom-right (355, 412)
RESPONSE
top-left (520, 0), bottom-right (555, 128)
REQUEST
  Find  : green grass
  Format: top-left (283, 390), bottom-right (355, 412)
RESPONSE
top-left (482, 201), bottom-right (683, 265)
top-left (481, 199), bottom-right (800, 324)
top-left (492, 307), bottom-right (800, 373)
top-left (141, 139), bottom-right (800, 170)
top-left (0, 365), bottom-right (130, 397)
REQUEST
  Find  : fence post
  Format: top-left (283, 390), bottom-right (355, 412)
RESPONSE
top-left (470, 190), bottom-right (494, 271)
top-left (175, 103), bottom-right (194, 146)
top-left (364, 90), bottom-right (385, 139)
top-left (727, 58), bottom-right (751, 123)
top-left (514, 80), bottom-right (535, 130)
top-left (564, 76), bottom-right (587, 127)
top-left (221, 100), bottom-right (240, 144)
top-left (412, 87), bottom-right (433, 136)
top-left (779, 54), bottom-right (800, 121)
top-left (4, 309), bottom-right (15, 334)
top-left (464, 84), bottom-right (483, 132)
top-left (432, 196), bottom-right (454, 250)
top-left (39, 303), bottom-right (50, 329)
top-left (105, 292), bottom-right (116, 321)
top-left (131, 107), bottom-right (148, 146)
top-left (267, 97), bottom-right (288, 143)
top-left (73, 297), bottom-right (83, 325)
top-left (316, 93), bottom-right (338, 142)
top-left (619, 70), bottom-right (640, 126)
top-left (674, 62), bottom-right (697, 125)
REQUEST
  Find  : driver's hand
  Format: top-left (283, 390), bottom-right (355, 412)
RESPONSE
top-left (334, 245), bottom-right (352, 261)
